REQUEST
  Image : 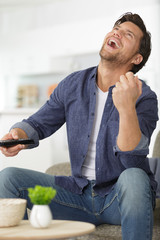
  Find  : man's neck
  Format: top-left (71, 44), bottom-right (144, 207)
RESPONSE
top-left (97, 60), bottom-right (129, 92)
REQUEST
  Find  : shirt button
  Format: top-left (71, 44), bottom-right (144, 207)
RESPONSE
top-left (91, 113), bottom-right (94, 116)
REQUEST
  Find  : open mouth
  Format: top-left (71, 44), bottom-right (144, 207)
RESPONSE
top-left (107, 39), bottom-right (120, 49)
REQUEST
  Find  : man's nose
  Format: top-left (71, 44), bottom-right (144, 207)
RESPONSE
top-left (113, 31), bottom-right (122, 39)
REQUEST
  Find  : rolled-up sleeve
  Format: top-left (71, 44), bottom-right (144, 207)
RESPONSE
top-left (114, 133), bottom-right (149, 152)
top-left (10, 121), bottom-right (39, 149)
top-left (113, 133), bottom-right (149, 168)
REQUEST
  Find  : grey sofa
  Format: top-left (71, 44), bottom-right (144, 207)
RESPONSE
top-left (46, 132), bottom-right (160, 240)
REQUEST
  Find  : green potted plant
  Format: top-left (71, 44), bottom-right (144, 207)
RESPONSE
top-left (28, 185), bottom-right (56, 228)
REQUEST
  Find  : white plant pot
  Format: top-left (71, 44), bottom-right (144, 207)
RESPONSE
top-left (29, 205), bottom-right (52, 228)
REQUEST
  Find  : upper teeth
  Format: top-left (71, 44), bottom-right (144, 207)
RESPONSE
top-left (109, 39), bottom-right (120, 48)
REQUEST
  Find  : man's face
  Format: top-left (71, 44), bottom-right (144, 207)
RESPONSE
top-left (99, 21), bottom-right (143, 67)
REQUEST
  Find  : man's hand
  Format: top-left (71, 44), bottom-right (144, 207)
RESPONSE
top-left (0, 128), bottom-right (28, 157)
top-left (112, 72), bottom-right (142, 114)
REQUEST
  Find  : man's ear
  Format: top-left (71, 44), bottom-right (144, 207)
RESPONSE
top-left (132, 53), bottom-right (143, 65)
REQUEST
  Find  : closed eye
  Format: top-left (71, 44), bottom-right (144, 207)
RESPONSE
top-left (127, 33), bottom-right (132, 37)
top-left (126, 31), bottom-right (134, 39)
top-left (113, 26), bottom-right (119, 31)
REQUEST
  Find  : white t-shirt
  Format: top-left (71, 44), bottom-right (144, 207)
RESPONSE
top-left (81, 86), bottom-right (108, 180)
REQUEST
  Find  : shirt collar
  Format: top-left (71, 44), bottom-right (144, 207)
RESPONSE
top-left (91, 66), bottom-right (116, 92)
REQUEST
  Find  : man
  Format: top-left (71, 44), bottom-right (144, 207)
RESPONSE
top-left (0, 12), bottom-right (158, 240)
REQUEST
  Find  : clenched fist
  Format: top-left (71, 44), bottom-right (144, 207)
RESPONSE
top-left (112, 72), bottom-right (142, 113)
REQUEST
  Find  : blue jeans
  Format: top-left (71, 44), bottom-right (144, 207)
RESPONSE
top-left (0, 167), bottom-right (155, 240)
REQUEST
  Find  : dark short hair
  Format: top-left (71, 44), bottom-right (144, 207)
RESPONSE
top-left (114, 12), bottom-right (151, 74)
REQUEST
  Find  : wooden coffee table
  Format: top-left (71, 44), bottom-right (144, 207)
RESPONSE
top-left (0, 220), bottom-right (95, 239)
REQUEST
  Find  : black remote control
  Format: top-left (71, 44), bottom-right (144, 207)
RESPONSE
top-left (0, 139), bottom-right (35, 147)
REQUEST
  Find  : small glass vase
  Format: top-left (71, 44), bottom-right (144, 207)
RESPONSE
top-left (29, 205), bottom-right (52, 228)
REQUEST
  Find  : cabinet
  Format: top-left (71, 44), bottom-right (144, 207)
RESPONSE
top-left (0, 52), bottom-right (99, 110)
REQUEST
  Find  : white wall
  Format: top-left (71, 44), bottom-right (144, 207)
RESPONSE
top-left (0, 0), bottom-right (159, 158)
top-left (0, 1), bottom-right (159, 94)
top-left (0, 0), bottom-right (159, 80)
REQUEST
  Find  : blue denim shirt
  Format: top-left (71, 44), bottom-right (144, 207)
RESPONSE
top-left (12, 67), bottom-right (159, 196)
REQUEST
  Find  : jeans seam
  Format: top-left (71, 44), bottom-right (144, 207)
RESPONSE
top-left (146, 194), bottom-right (153, 239)
top-left (146, 207), bottom-right (150, 239)
top-left (99, 193), bottom-right (118, 214)
top-left (53, 198), bottom-right (93, 215)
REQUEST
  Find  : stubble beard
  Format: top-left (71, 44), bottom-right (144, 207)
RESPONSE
top-left (99, 44), bottom-right (134, 67)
